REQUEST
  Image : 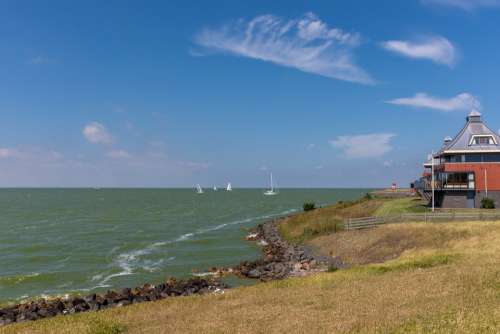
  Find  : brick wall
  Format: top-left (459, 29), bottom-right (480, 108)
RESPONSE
top-left (444, 163), bottom-right (500, 191)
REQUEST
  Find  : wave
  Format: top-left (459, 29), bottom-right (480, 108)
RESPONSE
top-left (0, 272), bottom-right (41, 286)
top-left (100, 207), bottom-right (298, 285)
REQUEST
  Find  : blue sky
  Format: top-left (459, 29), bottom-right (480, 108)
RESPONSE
top-left (1, 0), bottom-right (500, 187)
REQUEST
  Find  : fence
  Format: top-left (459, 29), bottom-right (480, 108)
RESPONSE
top-left (344, 212), bottom-right (500, 231)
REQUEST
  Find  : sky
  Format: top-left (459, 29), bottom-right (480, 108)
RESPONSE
top-left (2, 0), bottom-right (500, 188)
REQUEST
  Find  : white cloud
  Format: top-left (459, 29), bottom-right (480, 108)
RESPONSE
top-left (387, 92), bottom-right (481, 112)
top-left (422, 0), bottom-right (500, 10)
top-left (330, 133), bottom-right (396, 158)
top-left (178, 161), bottom-right (212, 169)
top-left (306, 143), bottom-right (316, 150)
top-left (381, 36), bottom-right (457, 66)
top-left (0, 147), bottom-right (63, 161)
top-left (83, 122), bottom-right (114, 145)
top-left (0, 148), bottom-right (18, 158)
top-left (106, 149), bottom-right (131, 159)
top-left (194, 12), bottom-right (374, 84)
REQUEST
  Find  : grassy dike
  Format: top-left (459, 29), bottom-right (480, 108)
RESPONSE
top-left (2, 195), bottom-right (500, 334)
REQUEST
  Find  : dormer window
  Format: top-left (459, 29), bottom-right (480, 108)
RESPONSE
top-left (469, 135), bottom-right (497, 146)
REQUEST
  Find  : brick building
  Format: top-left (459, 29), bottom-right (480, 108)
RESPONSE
top-left (417, 110), bottom-right (500, 208)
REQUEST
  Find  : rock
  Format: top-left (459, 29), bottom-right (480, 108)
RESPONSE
top-left (247, 269), bottom-right (262, 278)
top-left (234, 220), bottom-right (327, 282)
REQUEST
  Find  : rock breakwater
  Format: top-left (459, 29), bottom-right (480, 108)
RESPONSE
top-left (0, 277), bottom-right (226, 326)
top-left (234, 220), bottom-right (342, 281)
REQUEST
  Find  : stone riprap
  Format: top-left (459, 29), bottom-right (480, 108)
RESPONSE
top-left (234, 220), bottom-right (343, 281)
top-left (0, 277), bottom-right (226, 326)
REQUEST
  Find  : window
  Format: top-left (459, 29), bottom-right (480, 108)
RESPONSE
top-left (470, 135), bottom-right (496, 146)
top-left (445, 154), bottom-right (468, 163)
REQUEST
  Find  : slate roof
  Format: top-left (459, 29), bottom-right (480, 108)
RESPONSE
top-left (437, 110), bottom-right (500, 155)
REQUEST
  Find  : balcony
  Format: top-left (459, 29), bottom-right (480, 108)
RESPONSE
top-left (421, 172), bottom-right (475, 191)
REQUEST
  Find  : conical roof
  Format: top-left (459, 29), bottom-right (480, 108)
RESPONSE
top-left (437, 110), bottom-right (500, 154)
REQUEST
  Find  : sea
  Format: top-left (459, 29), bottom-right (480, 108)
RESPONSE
top-left (0, 188), bottom-right (370, 303)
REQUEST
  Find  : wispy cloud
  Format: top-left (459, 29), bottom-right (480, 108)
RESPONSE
top-left (177, 160), bottom-right (212, 169)
top-left (381, 36), bottom-right (457, 67)
top-left (0, 147), bottom-right (63, 161)
top-left (194, 12), bottom-right (374, 84)
top-left (421, 0), bottom-right (500, 10)
top-left (330, 133), bottom-right (396, 158)
top-left (83, 122), bottom-right (114, 145)
top-left (383, 160), bottom-right (393, 167)
top-left (106, 149), bottom-right (131, 159)
top-left (28, 56), bottom-right (53, 65)
top-left (0, 148), bottom-right (20, 158)
top-left (387, 92), bottom-right (481, 112)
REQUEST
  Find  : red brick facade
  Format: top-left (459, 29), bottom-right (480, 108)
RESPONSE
top-left (441, 163), bottom-right (500, 191)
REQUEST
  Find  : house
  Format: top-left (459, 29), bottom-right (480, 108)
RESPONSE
top-left (416, 110), bottom-right (500, 208)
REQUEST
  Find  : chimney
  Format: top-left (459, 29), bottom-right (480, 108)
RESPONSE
top-left (467, 109), bottom-right (482, 123)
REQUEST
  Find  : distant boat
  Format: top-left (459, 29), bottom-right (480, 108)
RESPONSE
top-left (226, 183), bottom-right (232, 191)
top-left (264, 173), bottom-right (278, 196)
top-left (196, 184), bottom-right (204, 194)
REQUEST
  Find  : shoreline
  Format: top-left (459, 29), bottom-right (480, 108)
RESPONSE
top-left (0, 277), bottom-right (226, 326)
top-left (0, 209), bottom-right (327, 326)
top-left (232, 218), bottom-right (343, 280)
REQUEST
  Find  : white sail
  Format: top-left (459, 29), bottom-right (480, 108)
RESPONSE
top-left (196, 184), bottom-right (204, 194)
top-left (264, 173), bottom-right (278, 196)
top-left (226, 183), bottom-right (232, 191)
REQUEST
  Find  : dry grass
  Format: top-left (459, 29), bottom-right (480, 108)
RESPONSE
top-left (278, 196), bottom-right (382, 244)
top-left (309, 223), bottom-right (470, 265)
top-left (279, 197), bottom-right (426, 244)
top-left (2, 221), bottom-right (499, 334)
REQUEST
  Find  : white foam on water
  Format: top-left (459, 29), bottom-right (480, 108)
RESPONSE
top-left (98, 207), bottom-right (298, 287)
top-left (91, 274), bottom-right (103, 282)
top-left (192, 272), bottom-right (216, 277)
top-left (175, 233), bottom-right (194, 242)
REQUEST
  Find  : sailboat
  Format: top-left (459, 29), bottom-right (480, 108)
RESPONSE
top-left (196, 184), bottom-right (204, 194)
top-left (226, 183), bottom-right (232, 191)
top-left (264, 173), bottom-right (278, 196)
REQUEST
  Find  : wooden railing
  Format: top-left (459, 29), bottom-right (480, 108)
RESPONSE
top-left (344, 212), bottom-right (500, 230)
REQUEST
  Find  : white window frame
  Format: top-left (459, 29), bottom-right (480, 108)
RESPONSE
top-left (469, 135), bottom-right (497, 146)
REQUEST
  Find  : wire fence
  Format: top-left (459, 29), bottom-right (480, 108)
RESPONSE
top-left (344, 212), bottom-right (500, 231)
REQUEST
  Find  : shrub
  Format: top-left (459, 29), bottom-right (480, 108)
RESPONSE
top-left (327, 264), bottom-right (338, 272)
top-left (303, 202), bottom-right (316, 211)
top-left (364, 192), bottom-right (373, 200)
top-left (481, 197), bottom-right (495, 209)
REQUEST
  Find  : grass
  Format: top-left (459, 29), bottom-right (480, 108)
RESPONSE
top-left (373, 197), bottom-right (428, 216)
top-left (279, 196), bottom-right (427, 244)
top-left (308, 222), bottom-right (470, 265)
top-left (2, 220), bottom-right (499, 334)
top-left (87, 320), bottom-right (126, 334)
top-left (365, 253), bottom-right (457, 274)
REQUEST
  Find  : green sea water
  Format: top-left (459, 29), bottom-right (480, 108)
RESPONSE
top-left (0, 188), bottom-right (370, 303)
